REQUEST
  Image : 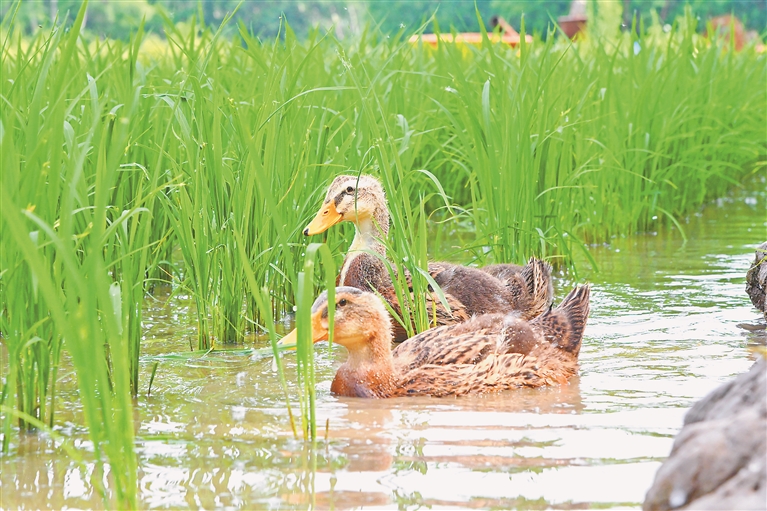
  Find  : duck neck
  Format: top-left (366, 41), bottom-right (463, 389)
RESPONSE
top-left (340, 210), bottom-right (391, 289)
top-left (332, 333), bottom-right (398, 398)
top-left (345, 337), bottom-right (394, 370)
top-left (348, 212), bottom-right (388, 257)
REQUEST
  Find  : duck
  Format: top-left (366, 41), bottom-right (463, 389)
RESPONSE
top-left (303, 174), bottom-right (554, 337)
top-left (278, 285), bottom-right (590, 398)
top-left (746, 242), bottom-right (767, 320)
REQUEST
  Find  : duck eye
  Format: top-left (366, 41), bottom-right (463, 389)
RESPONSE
top-left (346, 186), bottom-right (354, 194)
top-left (338, 298), bottom-right (347, 307)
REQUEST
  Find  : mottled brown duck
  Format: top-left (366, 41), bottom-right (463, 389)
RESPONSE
top-left (746, 242), bottom-right (767, 320)
top-left (279, 285), bottom-right (590, 398)
top-left (303, 174), bottom-right (554, 338)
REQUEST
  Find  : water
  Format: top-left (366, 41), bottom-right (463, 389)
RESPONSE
top-left (2, 182), bottom-right (766, 509)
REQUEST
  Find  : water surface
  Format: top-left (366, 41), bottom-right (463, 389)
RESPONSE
top-left (2, 181), bottom-right (765, 509)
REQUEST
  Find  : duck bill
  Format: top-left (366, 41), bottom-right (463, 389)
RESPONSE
top-left (277, 310), bottom-right (329, 347)
top-left (304, 202), bottom-right (343, 236)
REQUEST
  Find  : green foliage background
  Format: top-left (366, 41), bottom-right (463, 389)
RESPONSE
top-left (4, 0), bottom-right (766, 40)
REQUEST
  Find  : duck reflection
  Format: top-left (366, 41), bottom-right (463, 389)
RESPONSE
top-left (286, 377), bottom-right (583, 509)
top-left (286, 398), bottom-right (396, 508)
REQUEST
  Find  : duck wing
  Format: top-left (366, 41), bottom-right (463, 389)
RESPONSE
top-left (480, 262), bottom-right (525, 280)
top-left (392, 346), bottom-right (579, 397)
top-left (429, 263), bottom-right (521, 315)
top-left (392, 314), bottom-right (507, 372)
top-left (426, 258), bottom-right (553, 320)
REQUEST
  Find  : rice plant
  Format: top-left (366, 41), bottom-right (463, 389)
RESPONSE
top-left (1, 2), bottom-right (140, 506)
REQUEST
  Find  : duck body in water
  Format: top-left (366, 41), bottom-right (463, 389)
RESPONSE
top-left (279, 285), bottom-right (590, 398)
top-left (303, 174), bottom-right (554, 338)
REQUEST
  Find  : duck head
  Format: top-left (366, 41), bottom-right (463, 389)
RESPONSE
top-left (304, 175), bottom-right (389, 236)
top-left (278, 287), bottom-right (393, 357)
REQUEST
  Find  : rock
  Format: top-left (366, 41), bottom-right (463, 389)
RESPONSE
top-left (644, 358), bottom-right (767, 511)
top-left (746, 242), bottom-right (767, 320)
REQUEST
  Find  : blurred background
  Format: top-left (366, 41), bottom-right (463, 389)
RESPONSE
top-left (3, 0), bottom-right (765, 40)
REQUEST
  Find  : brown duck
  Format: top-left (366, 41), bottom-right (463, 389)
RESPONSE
top-left (303, 174), bottom-right (554, 337)
top-left (279, 285), bottom-right (590, 398)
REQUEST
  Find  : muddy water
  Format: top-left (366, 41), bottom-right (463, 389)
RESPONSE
top-left (2, 181), bottom-right (765, 510)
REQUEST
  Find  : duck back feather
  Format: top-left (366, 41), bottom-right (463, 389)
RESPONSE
top-left (392, 285), bottom-right (590, 375)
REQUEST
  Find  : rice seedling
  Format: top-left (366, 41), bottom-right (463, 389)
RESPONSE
top-left (1, 3), bottom-right (141, 506)
top-left (293, 243), bottom-right (337, 440)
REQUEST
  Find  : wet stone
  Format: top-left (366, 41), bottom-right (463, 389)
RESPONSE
top-left (643, 357), bottom-right (767, 511)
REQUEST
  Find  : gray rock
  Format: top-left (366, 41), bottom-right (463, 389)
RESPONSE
top-left (644, 358), bottom-right (767, 511)
top-left (746, 242), bottom-right (767, 320)
top-left (686, 357), bottom-right (767, 424)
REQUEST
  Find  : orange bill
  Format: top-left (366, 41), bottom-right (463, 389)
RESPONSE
top-left (303, 201), bottom-right (342, 236)
top-left (276, 310), bottom-right (329, 347)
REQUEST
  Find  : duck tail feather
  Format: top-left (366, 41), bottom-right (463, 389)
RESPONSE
top-left (521, 257), bottom-right (555, 319)
top-left (531, 285), bottom-right (591, 356)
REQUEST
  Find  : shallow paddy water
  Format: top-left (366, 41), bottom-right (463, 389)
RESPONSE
top-left (2, 181), bottom-right (766, 510)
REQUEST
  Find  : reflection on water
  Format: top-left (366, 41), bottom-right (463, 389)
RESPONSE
top-left (2, 180), bottom-right (765, 509)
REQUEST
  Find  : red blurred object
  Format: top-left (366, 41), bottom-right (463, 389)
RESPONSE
top-left (557, 16), bottom-right (587, 39)
top-left (558, 0), bottom-right (587, 39)
top-left (706, 15), bottom-right (746, 51)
